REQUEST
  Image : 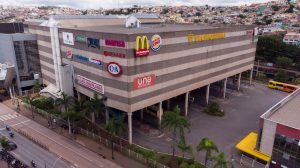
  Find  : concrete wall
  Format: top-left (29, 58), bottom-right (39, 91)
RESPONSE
top-left (260, 119), bottom-right (277, 156)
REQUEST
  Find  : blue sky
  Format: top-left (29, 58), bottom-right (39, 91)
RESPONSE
top-left (0, 0), bottom-right (275, 9)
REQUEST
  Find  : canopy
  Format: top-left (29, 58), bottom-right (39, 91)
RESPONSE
top-left (39, 84), bottom-right (62, 99)
top-left (235, 132), bottom-right (271, 162)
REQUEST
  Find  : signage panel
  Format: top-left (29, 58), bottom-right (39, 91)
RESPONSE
top-left (66, 50), bottom-right (73, 60)
top-left (150, 34), bottom-right (162, 51)
top-left (105, 39), bottom-right (125, 48)
top-left (135, 36), bottom-right (150, 57)
top-left (134, 74), bottom-right (156, 90)
top-left (187, 33), bottom-right (226, 43)
top-left (104, 51), bottom-right (125, 58)
top-left (74, 54), bottom-right (89, 62)
top-left (77, 75), bottom-right (104, 94)
top-left (63, 32), bottom-right (74, 45)
top-left (107, 62), bottom-right (122, 76)
top-left (89, 58), bottom-right (102, 66)
top-left (75, 35), bottom-right (87, 43)
top-left (87, 38), bottom-right (100, 49)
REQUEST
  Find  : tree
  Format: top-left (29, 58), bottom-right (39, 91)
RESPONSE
top-left (276, 57), bottom-right (293, 69)
top-left (63, 109), bottom-right (83, 135)
top-left (274, 69), bottom-right (289, 82)
top-left (212, 152), bottom-right (232, 168)
top-left (197, 137), bottom-right (219, 167)
top-left (85, 93), bottom-right (106, 123)
top-left (23, 94), bottom-right (37, 118)
top-left (105, 114), bottom-right (127, 159)
top-left (0, 136), bottom-right (9, 150)
top-left (271, 5), bottom-right (280, 11)
top-left (32, 81), bottom-right (40, 94)
top-left (55, 92), bottom-right (73, 113)
top-left (161, 105), bottom-right (191, 157)
top-left (177, 136), bottom-right (192, 159)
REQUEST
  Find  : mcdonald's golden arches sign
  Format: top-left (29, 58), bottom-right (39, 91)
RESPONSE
top-left (135, 36), bottom-right (150, 57)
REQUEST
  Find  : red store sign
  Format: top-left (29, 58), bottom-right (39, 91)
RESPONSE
top-left (77, 75), bottom-right (104, 94)
top-left (134, 74), bottom-right (156, 90)
top-left (105, 39), bottom-right (125, 48)
top-left (104, 51), bottom-right (125, 58)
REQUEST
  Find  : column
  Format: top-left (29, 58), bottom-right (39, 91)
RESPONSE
top-left (140, 109), bottom-right (144, 121)
top-left (167, 99), bottom-right (170, 110)
top-left (128, 113), bottom-right (132, 144)
top-left (158, 102), bottom-right (163, 125)
top-left (206, 84), bottom-right (210, 105)
top-left (237, 73), bottom-right (241, 91)
top-left (185, 92), bottom-right (189, 116)
top-left (77, 90), bottom-right (81, 101)
top-left (249, 68), bottom-right (253, 86)
top-left (223, 78), bottom-right (227, 99)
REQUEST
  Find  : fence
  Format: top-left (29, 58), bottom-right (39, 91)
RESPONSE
top-left (78, 128), bottom-right (169, 168)
top-left (239, 154), bottom-right (268, 168)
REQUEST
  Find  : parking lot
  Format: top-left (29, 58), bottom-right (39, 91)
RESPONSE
top-left (133, 81), bottom-right (288, 164)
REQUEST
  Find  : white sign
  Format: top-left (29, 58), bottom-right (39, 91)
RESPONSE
top-left (107, 62), bottom-right (122, 76)
top-left (63, 32), bottom-right (74, 45)
top-left (77, 75), bottom-right (104, 94)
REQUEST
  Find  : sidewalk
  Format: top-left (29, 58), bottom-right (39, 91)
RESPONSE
top-left (3, 99), bottom-right (146, 168)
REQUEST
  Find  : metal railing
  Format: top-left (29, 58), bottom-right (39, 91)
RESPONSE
top-left (78, 128), bottom-right (170, 168)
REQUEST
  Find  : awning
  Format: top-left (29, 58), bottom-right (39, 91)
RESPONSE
top-left (235, 132), bottom-right (271, 162)
top-left (39, 84), bottom-right (62, 99)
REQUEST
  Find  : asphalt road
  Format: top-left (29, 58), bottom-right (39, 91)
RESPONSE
top-left (0, 103), bottom-right (70, 168)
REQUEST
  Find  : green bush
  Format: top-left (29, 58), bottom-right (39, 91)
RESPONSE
top-left (179, 160), bottom-right (204, 168)
top-left (32, 97), bottom-right (54, 111)
top-left (203, 102), bottom-right (225, 117)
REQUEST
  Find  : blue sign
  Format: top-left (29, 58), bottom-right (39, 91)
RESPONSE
top-left (87, 38), bottom-right (100, 49)
top-left (74, 54), bottom-right (89, 62)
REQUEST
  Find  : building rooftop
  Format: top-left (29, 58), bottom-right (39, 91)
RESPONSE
top-left (261, 89), bottom-right (300, 130)
top-left (68, 23), bottom-right (253, 35)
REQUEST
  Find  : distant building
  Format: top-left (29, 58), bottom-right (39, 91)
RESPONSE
top-left (0, 31), bottom-right (41, 95)
top-left (0, 23), bottom-right (23, 34)
top-left (258, 89), bottom-right (300, 168)
top-left (283, 33), bottom-right (300, 46)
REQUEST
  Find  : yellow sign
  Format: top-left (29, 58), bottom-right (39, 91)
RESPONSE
top-left (135, 36), bottom-right (150, 57)
top-left (187, 33), bottom-right (226, 43)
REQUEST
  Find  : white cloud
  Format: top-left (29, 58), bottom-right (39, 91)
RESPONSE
top-left (0, 0), bottom-right (275, 9)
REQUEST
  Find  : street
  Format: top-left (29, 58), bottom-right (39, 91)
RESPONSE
top-left (0, 102), bottom-right (122, 168)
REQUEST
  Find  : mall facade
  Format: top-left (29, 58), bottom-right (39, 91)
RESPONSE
top-left (24, 15), bottom-right (257, 143)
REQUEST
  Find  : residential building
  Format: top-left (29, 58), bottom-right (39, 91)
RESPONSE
top-left (283, 33), bottom-right (300, 46)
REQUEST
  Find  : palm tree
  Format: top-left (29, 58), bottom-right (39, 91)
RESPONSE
top-left (177, 136), bottom-right (192, 159)
top-left (161, 105), bottom-right (191, 157)
top-left (85, 93), bottom-right (106, 123)
top-left (23, 94), bottom-right (37, 118)
top-left (0, 136), bottom-right (9, 150)
top-left (197, 137), bottom-right (219, 167)
top-left (56, 92), bottom-right (73, 112)
top-left (105, 114), bottom-right (127, 159)
top-left (212, 152), bottom-right (232, 168)
top-left (63, 109), bottom-right (84, 135)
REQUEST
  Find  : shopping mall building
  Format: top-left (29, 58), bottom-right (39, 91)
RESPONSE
top-left (24, 14), bottom-right (257, 143)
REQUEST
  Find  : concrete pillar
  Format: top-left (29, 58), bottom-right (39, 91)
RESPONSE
top-left (223, 78), bottom-right (227, 99)
top-left (237, 73), bottom-right (241, 91)
top-left (105, 108), bottom-right (109, 125)
top-left (260, 120), bottom-right (277, 156)
top-left (206, 84), bottom-right (210, 105)
top-left (158, 102), bottom-right (163, 125)
top-left (250, 68), bottom-right (253, 85)
top-left (140, 109), bottom-right (144, 121)
top-left (185, 92), bottom-right (189, 116)
top-left (77, 90), bottom-right (81, 101)
top-left (128, 113), bottom-right (132, 144)
top-left (167, 99), bottom-right (170, 110)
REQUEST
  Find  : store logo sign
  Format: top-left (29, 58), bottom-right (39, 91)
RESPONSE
top-left (77, 75), bottom-right (104, 94)
top-left (104, 51), bottom-right (125, 58)
top-left (107, 62), bottom-right (122, 76)
top-left (105, 39), bottom-right (125, 48)
top-left (187, 33), bottom-right (226, 43)
top-left (135, 36), bottom-right (149, 57)
top-left (74, 54), bottom-right (89, 62)
top-left (134, 74), bottom-right (156, 90)
top-left (89, 58), bottom-right (102, 66)
top-left (150, 34), bottom-right (162, 51)
top-left (87, 38), bottom-right (100, 49)
top-left (66, 50), bottom-right (73, 60)
top-left (63, 32), bottom-right (74, 45)
top-left (75, 35), bottom-right (87, 43)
